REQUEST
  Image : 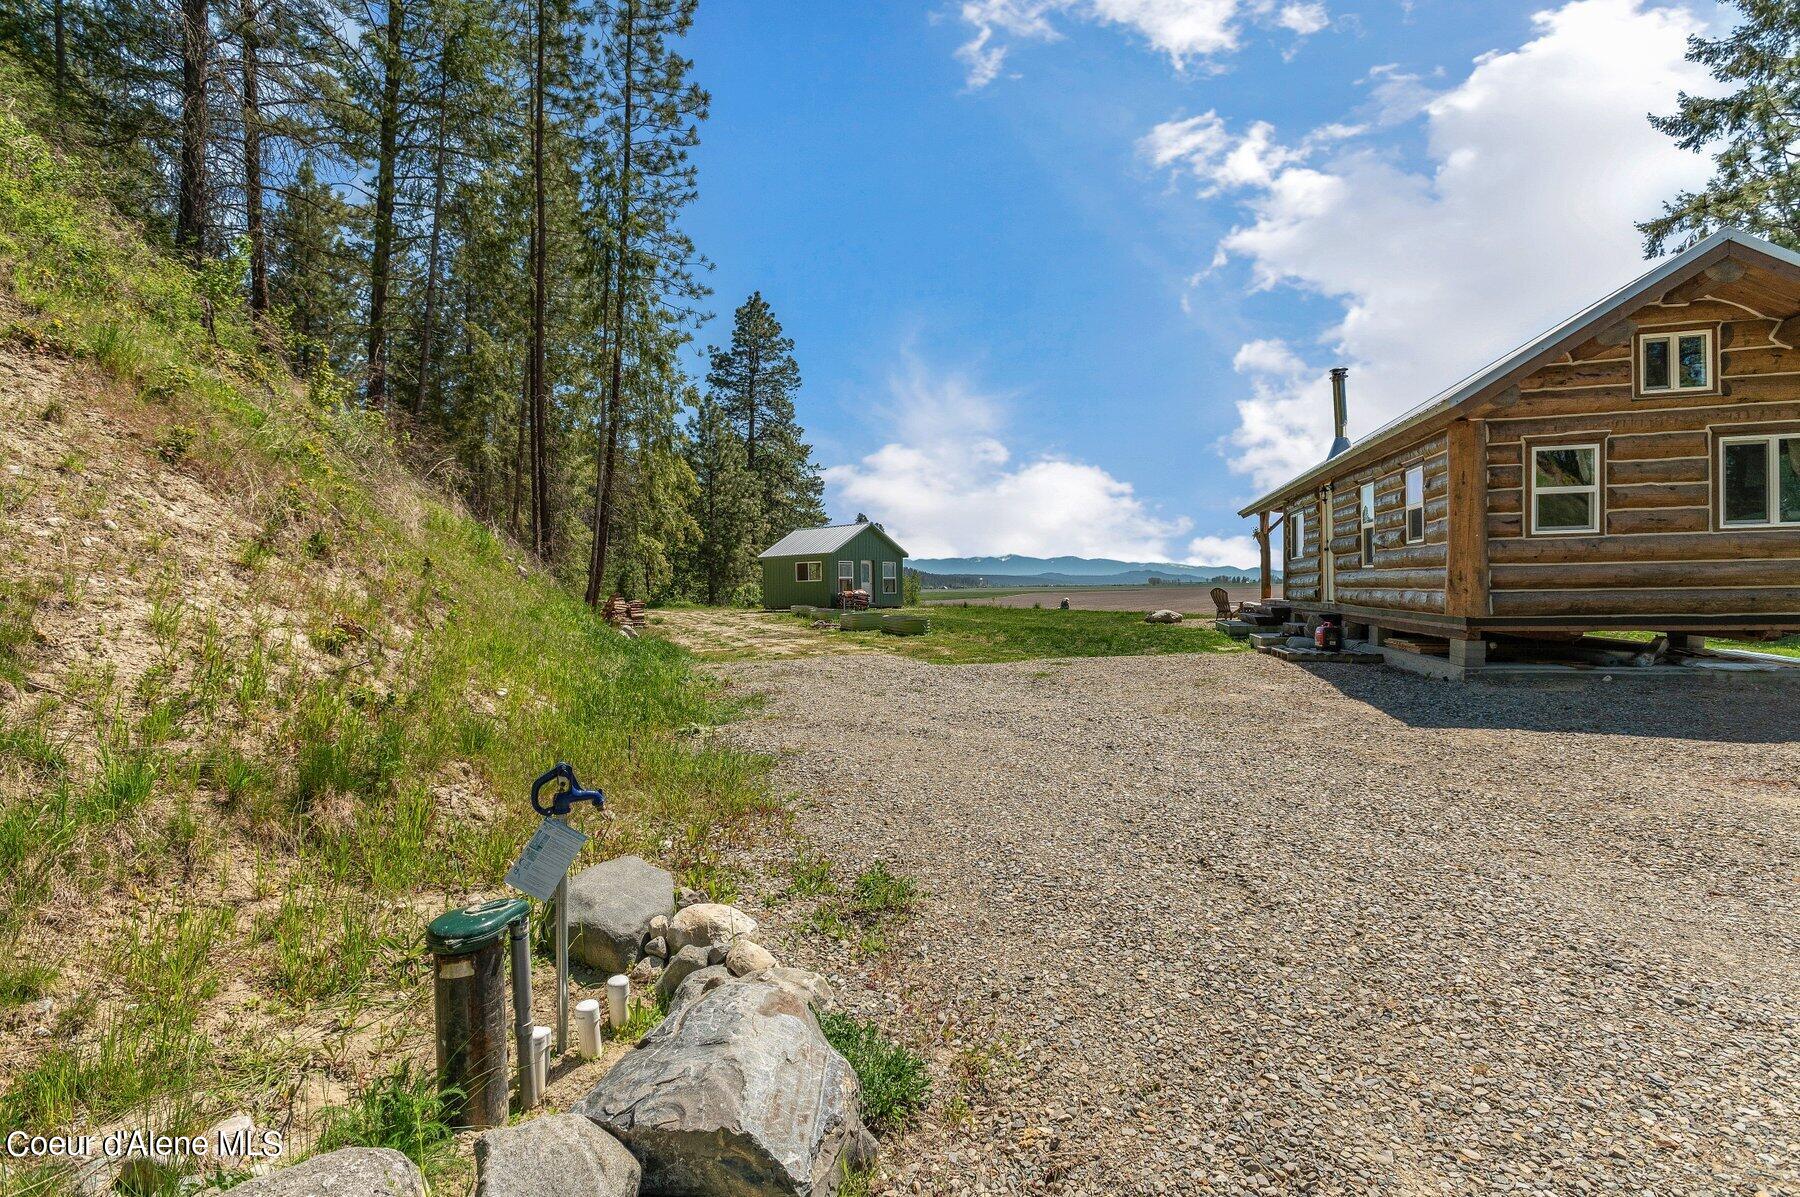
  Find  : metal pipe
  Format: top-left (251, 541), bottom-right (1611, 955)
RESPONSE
top-left (554, 868), bottom-right (569, 1055)
top-left (510, 918), bottom-right (539, 1111)
top-left (1327, 367), bottom-right (1351, 460)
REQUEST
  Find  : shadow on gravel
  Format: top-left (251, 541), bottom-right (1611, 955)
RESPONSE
top-left (1299, 665), bottom-right (1800, 744)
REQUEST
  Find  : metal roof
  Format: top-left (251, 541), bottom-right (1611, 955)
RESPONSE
top-left (1237, 228), bottom-right (1800, 517)
top-left (758, 522), bottom-right (907, 559)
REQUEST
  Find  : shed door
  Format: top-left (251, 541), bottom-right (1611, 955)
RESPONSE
top-left (860, 560), bottom-right (873, 593)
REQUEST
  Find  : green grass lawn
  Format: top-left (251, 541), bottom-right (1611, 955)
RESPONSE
top-left (801, 605), bottom-right (1242, 664)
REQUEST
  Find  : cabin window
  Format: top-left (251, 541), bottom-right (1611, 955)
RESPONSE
top-left (795, 561), bottom-right (822, 583)
top-left (882, 561), bottom-right (898, 594)
top-left (1403, 466), bottom-right (1425, 544)
top-left (1638, 329), bottom-right (1713, 394)
top-left (1358, 482), bottom-right (1376, 562)
top-left (1288, 510), bottom-right (1306, 560)
top-left (1531, 444), bottom-right (1601, 534)
top-left (1720, 434), bottom-right (1800, 527)
top-left (838, 560), bottom-right (855, 584)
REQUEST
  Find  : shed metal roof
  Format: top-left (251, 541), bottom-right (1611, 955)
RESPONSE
top-left (1237, 228), bottom-right (1800, 517)
top-left (758, 523), bottom-right (907, 559)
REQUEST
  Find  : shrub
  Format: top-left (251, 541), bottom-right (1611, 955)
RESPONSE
top-left (818, 1012), bottom-right (930, 1134)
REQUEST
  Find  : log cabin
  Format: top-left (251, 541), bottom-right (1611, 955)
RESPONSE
top-left (1238, 228), bottom-right (1800, 675)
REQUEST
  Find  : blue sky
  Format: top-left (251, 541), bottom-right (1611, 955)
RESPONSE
top-left (680, 1), bottom-right (1721, 565)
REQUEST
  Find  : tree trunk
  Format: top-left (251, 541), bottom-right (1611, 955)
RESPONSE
top-left (177, 0), bottom-right (210, 264)
top-left (585, 1), bottom-right (634, 606)
top-left (240, 0), bottom-right (268, 316)
top-left (583, 244), bottom-right (616, 603)
top-left (415, 46), bottom-right (450, 415)
top-left (525, 0), bottom-right (551, 555)
top-left (510, 367), bottom-right (528, 539)
top-left (365, 0), bottom-right (405, 409)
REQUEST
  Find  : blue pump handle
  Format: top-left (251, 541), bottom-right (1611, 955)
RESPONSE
top-left (530, 761), bottom-right (605, 818)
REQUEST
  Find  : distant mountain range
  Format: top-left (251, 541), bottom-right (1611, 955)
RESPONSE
top-left (911, 555), bottom-right (1270, 588)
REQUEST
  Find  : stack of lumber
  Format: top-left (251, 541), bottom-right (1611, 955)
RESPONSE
top-left (602, 596), bottom-right (648, 630)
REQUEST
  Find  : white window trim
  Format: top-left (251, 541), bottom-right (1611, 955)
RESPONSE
top-left (881, 561), bottom-right (898, 594)
top-left (1530, 443), bottom-right (1602, 536)
top-left (1358, 482), bottom-right (1376, 561)
top-left (1638, 328), bottom-right (1714, 395)
top-left (1719, 434), bottom-right (1800, 528)
top-left (1403, 466), bottom-right (1425, 545)
top-left (1288, 510), bottom-right (1305, 560)
top-left (795, 561), bottom-right (822, 583)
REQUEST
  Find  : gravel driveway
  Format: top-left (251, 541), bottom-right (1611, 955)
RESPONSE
top-left (717, 649), bottom-right (1799, 1196)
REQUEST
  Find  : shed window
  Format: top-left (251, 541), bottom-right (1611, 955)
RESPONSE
top-left (882, 561), bottom-right (898, 594)
top-left (1639, 329), bottom-right (1712, 394)
top-left (1403, 466), bottom-right (1425, 544)
top-left (795, 561), bottom-right (822, 583)
top-left (1531, 444), bottom-right (1600, 534)
top-left (838, 560), bottom-right (855, 583)
top-left (1720, 434), bottom-right (1800, 527)
top-left (1358, 482), bottom-right (1376, 562)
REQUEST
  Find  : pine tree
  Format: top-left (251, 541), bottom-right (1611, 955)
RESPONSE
top-left (268, 159), bottom-right (361, 374)
top-left (705, 292), bottom-right (825, 549)
top-left (1640, 2), bottom-right (1800, 254)
top-left (682, 394), bottom-right (757, 605)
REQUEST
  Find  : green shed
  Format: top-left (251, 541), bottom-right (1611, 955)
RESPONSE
top-left (758, 519), bottom-right (909, 610)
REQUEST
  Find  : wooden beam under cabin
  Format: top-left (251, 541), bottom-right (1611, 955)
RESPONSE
top-left (1660, 259), bottom-right (1746, 306)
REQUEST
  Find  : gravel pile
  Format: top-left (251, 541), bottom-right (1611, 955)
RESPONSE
top-left (717, 650), bottom-right (1799, 1196)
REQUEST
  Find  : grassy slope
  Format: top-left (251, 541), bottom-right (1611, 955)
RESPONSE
top-left (0, 55), bottom-right (771, 1189)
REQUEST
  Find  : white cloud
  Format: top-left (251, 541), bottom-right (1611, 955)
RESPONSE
top-left (1184, 534), bottom-right (1263, 568)
top-left (1144, 0), bottom-right (1719, 490)
top-left (955, 0), bottom-right (1330, 87)
top-left (825, 357), bottom-right (1200, 560)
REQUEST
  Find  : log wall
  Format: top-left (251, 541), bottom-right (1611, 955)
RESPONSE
top-left (1483, 285), bottom-right (1800, 623)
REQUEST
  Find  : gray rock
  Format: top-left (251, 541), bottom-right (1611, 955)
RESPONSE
top-left (666, 903), bottom-right (757, 955)
top-left (643, 936), bottom-right (668, 960)
top-left (629, 956), bottom-right (661, 987)
top-left (1144, 609), bottom-right (1184, 624)
top-left (475, 1113), bottom-right (640, 1197)
top-left (576, 980), bottom-right (876, 1196)
top-left (230, 1148), bottom-right (425, 1197)
top-left (675, 886), bottom-right (704, 909)
top-left (648, 915), bottom-right (670, 941)
top-left (726, 940), bottom-right (778, 977)
top-left (562, 856), bottom-right (675, 975)
top-left (705, 943), bottom-right (730, 966)
top-left (743, 966), bottom-right (832, 1011)
top-left (656, 944), bottom-right (712, 1004)
top-left (667, 964), bottom-right (731, 1012)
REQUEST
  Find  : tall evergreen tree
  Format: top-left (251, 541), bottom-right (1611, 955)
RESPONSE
top-left (705, 292), bottom-right (824, 550)
top-left (682, 393), bottom-right (756, 605)
top-left (1641, 2), bottom-right (1800, 254)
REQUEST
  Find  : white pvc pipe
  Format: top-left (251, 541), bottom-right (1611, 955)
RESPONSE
top-left (530, 1025), bottom-right (551, 1097)
top-left (606, 975), bottom-right (630, 1031)
top-left (574, 998), bottom-right (602, 1059)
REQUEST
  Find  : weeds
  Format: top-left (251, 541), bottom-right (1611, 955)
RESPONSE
top-left (0, 962), bottom-right (56, 1008)
top-left (818, 1012), bottom-right (931, 1134)
top-left (314, 1062), bottom-right (458, 1179)
top-left (786, 847), bottom-right (836, 899)
top-left (850, 862), bottom-right (916, 917)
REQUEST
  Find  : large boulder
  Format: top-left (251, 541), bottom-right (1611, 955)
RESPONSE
top-left (744, 966), bottom-right (835, 1012)
top-left (231, 1148), bottom-right (424, 1197)
top-left (475, 1113), bottom-right (640, 1197)
top-left (563, 856), bottom-right (675, 974)
top-left (666, 963), bottom-right (732, 1013)
top-left (576, 979), bottom-right (876, 1196)
top-left (666, 903), bottom-right (757, 955)
top-left (1144, 609), bottom-right (1184, 624)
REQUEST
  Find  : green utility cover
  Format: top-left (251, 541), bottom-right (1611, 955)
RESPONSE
top-left (427, 897), bottom-right (529, 955)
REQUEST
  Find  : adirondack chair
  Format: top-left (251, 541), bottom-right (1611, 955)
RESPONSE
top-left (1210, 587), bottom-right (1236, 619)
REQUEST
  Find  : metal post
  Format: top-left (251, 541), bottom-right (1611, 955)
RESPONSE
top-left (510, 917), bottom-right (538, 1111)
top-left (554, 832), bottom-right (569, 1055)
